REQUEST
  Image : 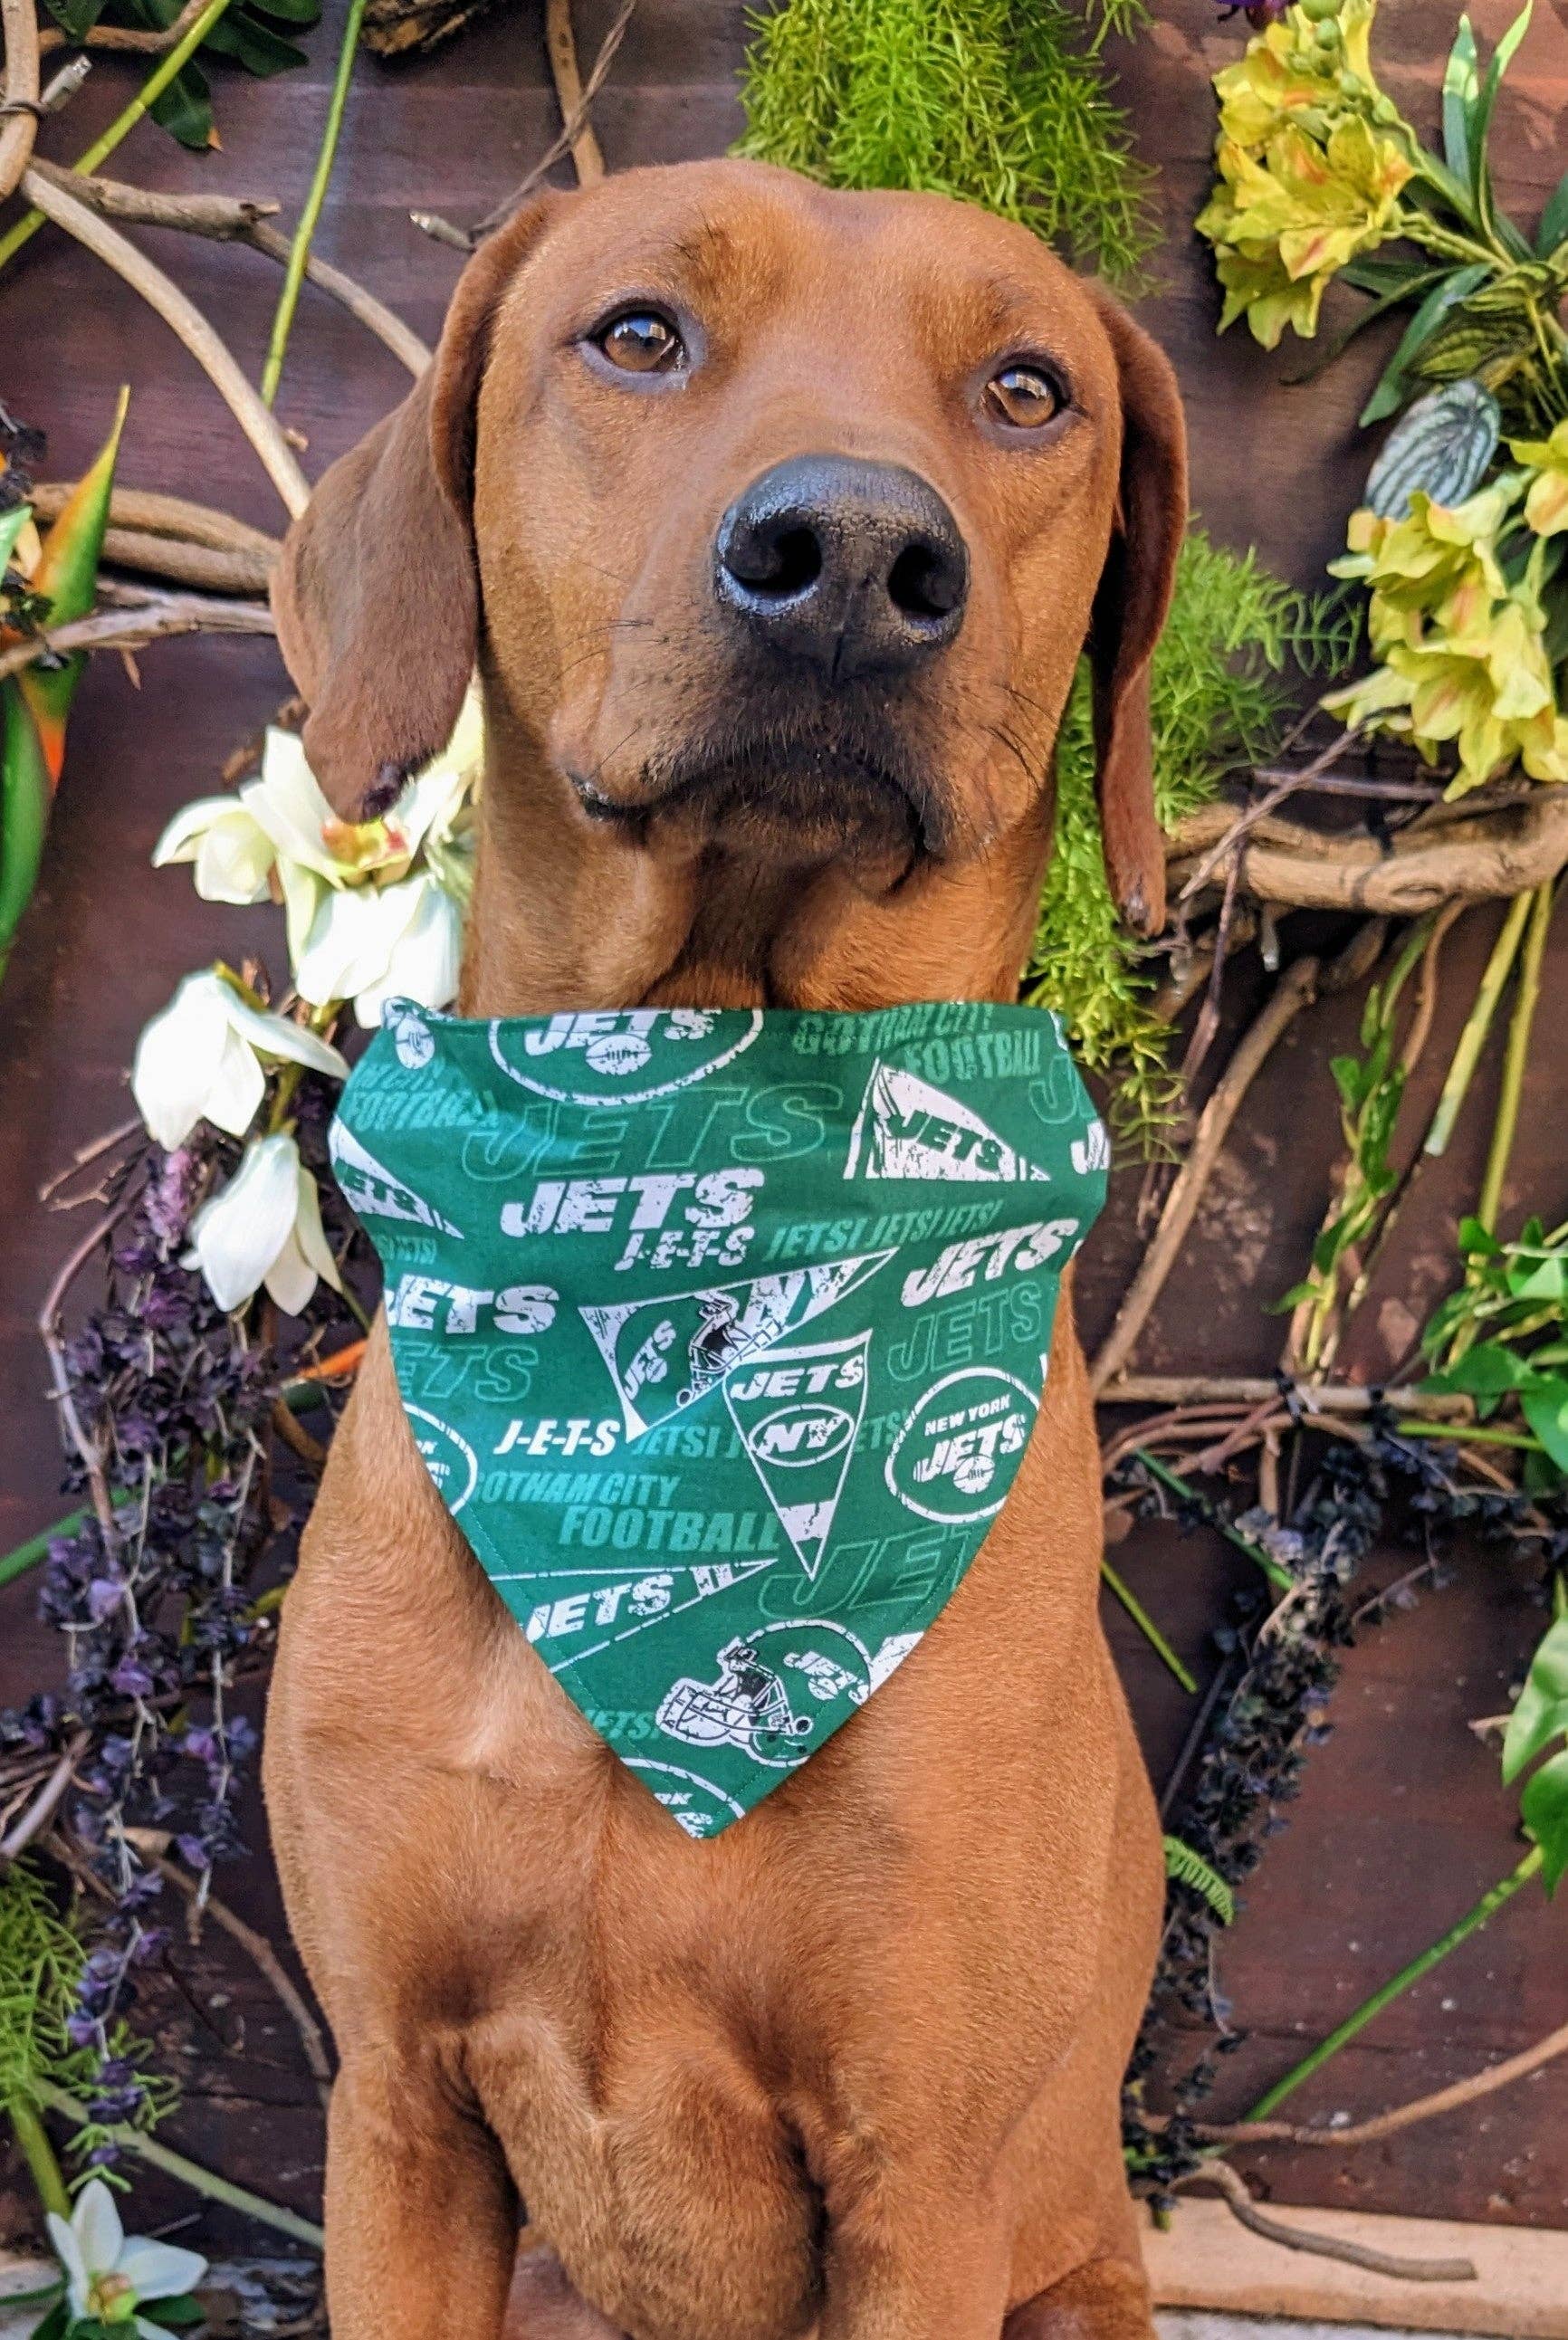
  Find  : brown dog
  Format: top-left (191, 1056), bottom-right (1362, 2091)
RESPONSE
top-left (263, 157), bottom-right (1187, 2340)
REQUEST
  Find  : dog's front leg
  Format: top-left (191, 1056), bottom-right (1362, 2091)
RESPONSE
top-left (323, 2052), bottom-right (519, 2340)
top-left (817, 2173), bottom-right (1010, 2340)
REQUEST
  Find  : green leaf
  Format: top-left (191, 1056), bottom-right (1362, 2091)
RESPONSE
top-left (41, 0), bottom-right (106, 37)
top-left (1458, 1214), bottom-right (1503, 1257)
top-left (1359, 264), bottom-right (1492, 428)
top-left (1522, 1745), bottom-right (1568, 1894)
top-left (18, 388), bottom-right (126, 785)
top-left (1272, 1279), bottom-right (1317, 1313)
top-left (1442, 15), bottom-right (1477, 184)
top-left (140, 2298), bottom-right (206, 2329)
top-left (1509, 1254), bottom-right (1565, 1304)
top-left (1471, 3), bottom-right (1533, 232)
top-left (1163, 1834), bottom-right (1234, 1925)
top-left (1283, 272), bottom-right (1452, 387)
top-left (1521, 1375), bottom-right (1568, 1476)
top-left (0, 680), bottom-right (53, 972)
top-left (1502, 1610), bottom-right (1568, 1785)
top-left (1538, 165), bottom-right (1568, 260)
top-left (0, 501), bottom-right (32, 574)
top-left (1427, 1342), bottom-right (1533, 1400)
top-left (148, 60), bottom-right (214, 148)
top-left (25, 2301), bottom-right (71, 2340)
top-left (202, 8), bottom-right (311, 73)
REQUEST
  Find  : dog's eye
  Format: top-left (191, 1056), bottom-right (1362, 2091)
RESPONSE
top-left (594, 310), bottom-right (684, 375)
top-left (983, 364), bottom-right (1065, 429)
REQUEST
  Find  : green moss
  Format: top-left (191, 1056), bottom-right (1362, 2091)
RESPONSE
top-left (736, 0), bottom-right (1157, 284)
top-left (1, 1857), bottom-right (172, 2175)
top-left (1026, 533), bottom-right (1356, 1147)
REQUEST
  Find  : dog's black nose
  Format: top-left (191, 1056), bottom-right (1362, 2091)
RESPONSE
top-left (714, 455), bottom-right (968, 679)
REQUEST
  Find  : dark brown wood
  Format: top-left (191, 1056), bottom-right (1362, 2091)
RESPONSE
top-left (2, 0), bottom-right (1565, 2253)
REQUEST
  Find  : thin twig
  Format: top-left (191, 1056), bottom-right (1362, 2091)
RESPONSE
top-left (28, 160), bottom-right (429, 376)
top-left (1200, 2011), bottom-right (1568, 2150)
top-left (1093, 922), bottom-right (1386, 1393)
top-left (0, 1734), bottom-right (86, 1866)
top-left (0, 593), bottom-right (276, 683)
top-left (0, 0), bottom-right (238, 272)
top-left (38, 0), bottom-right (208, 54)
top-left (1176, 728), bottom-right (1362, 908)
top-left (1172, 2160), bottom-right (1477, 2284)
top-left (546, 0), bottom-right (606, 181)
top-left (20, 167), bottom-right (309, 516)
top-left (415, 0), bottom-right (637, 247)
top-left (1097, 1373), bottom-right (1470, 1418)
top-left (0, 0), bottom-right (41, 206)
top-left (1091, 961), bottom-right (1323, 1393)
top-left (38, 1206), bottom-right (129, 1543)
top-left (155, 1857), bottom-right (332, 2107)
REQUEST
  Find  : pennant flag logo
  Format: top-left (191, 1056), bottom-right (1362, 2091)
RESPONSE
top-left (726, 1330), bottom-right (871, 1578)
top-left (844, 1062), bottom-right (1053, 1183)
top-left (328, 1122), bottom-right (464, 1237)
top-left (580, 1251), bottom-right (894, 1439)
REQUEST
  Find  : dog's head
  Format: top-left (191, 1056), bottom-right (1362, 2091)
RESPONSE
top-left (274, 158), bottom-right (1186, 937)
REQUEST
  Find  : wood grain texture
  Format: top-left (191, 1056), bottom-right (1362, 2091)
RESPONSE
top-left (1, 0), bottom-right (1565, 2248)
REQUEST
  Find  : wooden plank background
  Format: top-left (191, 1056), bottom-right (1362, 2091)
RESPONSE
top-left (2, 0), bottom-right (1566, 2258)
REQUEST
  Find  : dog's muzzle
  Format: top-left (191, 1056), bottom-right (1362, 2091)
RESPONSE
top-left (714, 454), bottom-right (969, 683)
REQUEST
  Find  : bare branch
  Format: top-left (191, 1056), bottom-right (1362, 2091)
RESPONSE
top-left (22, 164), bottom-right (311, 516)
top-left (0, 0), bottom-right (41, 205)
top-left (0, 592), bottom-right (276, 683)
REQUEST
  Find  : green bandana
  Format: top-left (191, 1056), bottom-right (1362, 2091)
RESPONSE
top-left (331, 999), bottom-right (1107, 1835)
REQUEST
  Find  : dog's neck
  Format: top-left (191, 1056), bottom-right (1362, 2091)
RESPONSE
top-left (457, 701), bottom-right (1055, 1019)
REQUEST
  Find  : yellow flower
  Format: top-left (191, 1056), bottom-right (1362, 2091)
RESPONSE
top-left (1323, 483), bottom-right (1568, 794)
top-left (1509, 418), bottom-right (1568, 538)
top-left (1199, 0), bottom-right (1416, 346)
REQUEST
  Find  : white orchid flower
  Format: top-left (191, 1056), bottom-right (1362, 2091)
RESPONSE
top-left (293, 870), bottom-right (464, 1025)
top-left (184, 1132), bottom-right (344, 1315)
top-left (132, 970), bottom-right (349, 1151)
top-left (47, 2177), bottom-right (206, 2337)
top-left (151, 794), bottom-right (274, 906)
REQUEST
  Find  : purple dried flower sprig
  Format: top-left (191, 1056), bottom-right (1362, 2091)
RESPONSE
top-left (4, 1079), bottom-right (360, 2167)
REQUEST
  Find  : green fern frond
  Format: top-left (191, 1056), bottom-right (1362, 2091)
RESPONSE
top-left (1162, 1833), bottom-right (1235, 1925)
top-left (735, 0), bottom-right (1158, 284)
top-left (1028, 532), bottom-right (1356, 1151)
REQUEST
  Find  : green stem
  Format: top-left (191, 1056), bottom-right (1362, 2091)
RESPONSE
top-left (259, 0), bottom-right (368, 406)
top-left (1243, 1845), bottom-right (1544, 2125)
top-left (0, 0), bottom-right (238, 276)
top-left (1133, 1449), bottom-right (1295, 1593)
top-left (7, 2100), bottom-right (72, 2221)
top-left (38, 2085), bottom-right (324, 2249)
top-left (1422, 889), bottom-right (1534, 1160)
top-left (1477, 881), bottom-right (1556, 1236)
top-left (1100, 1560), bottom-right (1198, 1695)
top-left (0, 1506), bottom-right (87, 1590)
top-left (1394, 1419), bottom-right (1543, 1450)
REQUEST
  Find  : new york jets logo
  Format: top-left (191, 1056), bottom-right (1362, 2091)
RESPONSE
top-left (405, 1406), bottom-right (479, 1514)
top-left (747, 1402), bottom-right (856, 1468)
top-left (489, 1008), bottom-right (764, 1105)
top-left (884, 1368), bottom-right (1037, 1523)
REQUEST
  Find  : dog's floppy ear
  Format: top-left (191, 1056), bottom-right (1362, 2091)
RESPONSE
top-left (1082, 289), bottom-right (1189, 940)
top-left (272, 195), bottom-right (564, 818)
